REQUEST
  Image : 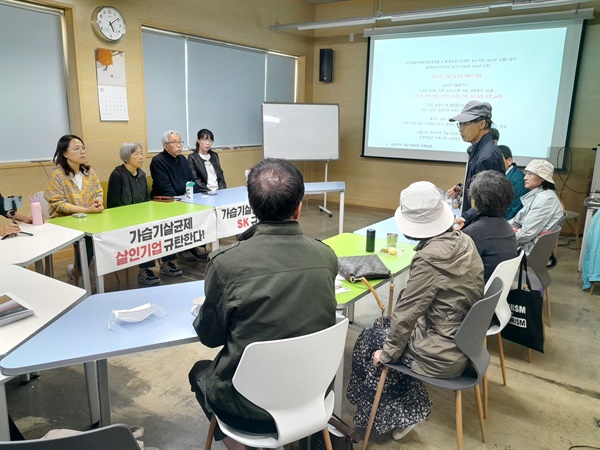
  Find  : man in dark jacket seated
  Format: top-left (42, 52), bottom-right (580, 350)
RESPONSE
top-left (189, 158), bottom-right (338, 450)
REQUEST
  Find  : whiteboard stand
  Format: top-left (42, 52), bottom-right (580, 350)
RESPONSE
top-left (319, 160), bottom-right (333, 217)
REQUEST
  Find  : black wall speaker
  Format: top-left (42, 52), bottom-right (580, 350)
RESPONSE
top-left (319, 48), bottom-right (333, 83)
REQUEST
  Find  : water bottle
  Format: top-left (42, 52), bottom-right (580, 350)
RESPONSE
top-left (30, 194), bottom-right (44, 225)
top-left (366, 229), bottom-right (375, 253)
top-left (185, 181), bottom-right (194, 200)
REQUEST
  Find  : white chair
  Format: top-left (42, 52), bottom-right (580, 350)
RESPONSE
top-left (482, 250), bottom-right (524, 418)
top-left (205, 318), bottom-right (349, 450)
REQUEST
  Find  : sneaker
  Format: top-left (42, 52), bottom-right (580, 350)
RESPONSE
top-left (138, 269), bottom-right (160, 285)
top-left (66, 264), bottom-right (82, 286)
top-left (392, 424), bottom-right (416, 441)
top-left (190, 247), bottom-right (208, 259)
top-left (160, 262), bottom-right (183, 277)
top-left (178, 250), bottom-right (197, 261)
top-left (67, 264), bottom-right (75, 282)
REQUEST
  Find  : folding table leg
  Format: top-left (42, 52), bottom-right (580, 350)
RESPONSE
top-left (0, 384), bottom-right (10, 441)
top-left (84, 362), bottom-right (101, 426)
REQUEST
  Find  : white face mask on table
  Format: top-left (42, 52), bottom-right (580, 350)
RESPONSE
top-left (108, 303), bottom-right (167, 330)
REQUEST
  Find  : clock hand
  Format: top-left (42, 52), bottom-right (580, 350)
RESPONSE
top-left (110, 22), bottom-right (115, 31)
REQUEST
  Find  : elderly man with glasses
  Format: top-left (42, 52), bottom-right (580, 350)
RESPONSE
top-left (446, 101), bottom-right (505, 230)
top-left (149, 130), bottom-right (200, 275)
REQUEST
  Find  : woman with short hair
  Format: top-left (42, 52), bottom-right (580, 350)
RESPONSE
top-left (463, 170), bottom-right (519, 282)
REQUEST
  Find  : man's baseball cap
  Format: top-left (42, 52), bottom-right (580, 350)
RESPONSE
top-left (449, 101), bottom-right (492, 122)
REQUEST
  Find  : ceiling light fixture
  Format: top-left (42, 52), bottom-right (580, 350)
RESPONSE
top-left (512, 0), bottom-right (592, 9)
top-left (296, 17), bottom-right (377, 30)
top-left (390, 6), bottom-right (490, 22)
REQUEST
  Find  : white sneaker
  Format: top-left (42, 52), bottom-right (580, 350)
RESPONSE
top-left (392, 424), bottom-right (415, 441)
top-left (66, 264), bottom-right (83, 287)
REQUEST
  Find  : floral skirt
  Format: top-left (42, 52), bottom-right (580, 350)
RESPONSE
top-left (346, 317), bottom-right (431, 434)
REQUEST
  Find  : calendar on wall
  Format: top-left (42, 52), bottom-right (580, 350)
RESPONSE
top-left (95, 48), bottom-right (129, 121)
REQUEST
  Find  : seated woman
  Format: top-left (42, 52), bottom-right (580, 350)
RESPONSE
top-left (107, 143), bottom-right (168, 285)
top-left (463, 170), bottom-right (519, 282)
top-left (44, 134), bottom-right (103, 280)
top-left (188, 129), bottom-right (227, 193)
top-left (0, 193), bottom-right (32, 237)
top-left (347, 181), bottom-right (484, 441)
top-left (509, 159), bottom-right (564, 254)
top-left (185, 128), bottom-right (226, 259)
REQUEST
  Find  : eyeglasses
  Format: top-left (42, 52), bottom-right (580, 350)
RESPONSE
top-left (457, 120), bottom-right (478, 129)
top-left (68, 146), bottom-right (86, 153)
top-left (167, 140), bottom-right (184, 146)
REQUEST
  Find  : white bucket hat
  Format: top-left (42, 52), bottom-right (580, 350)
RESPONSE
top-left (394, 181), bottom-right (455, 239)
top-left (524, 159), bottom-right (555, 184)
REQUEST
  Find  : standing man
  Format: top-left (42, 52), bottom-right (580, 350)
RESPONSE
top-left (189, 158), bottom-right (338, 450)
top-left (447, 101), bottom-right (505, 229)
top-left (499, 144), bottom-right (528, 220)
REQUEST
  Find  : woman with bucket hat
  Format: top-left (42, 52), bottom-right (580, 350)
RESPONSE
top-left (347, 181), bottom-right (484, 441)
top-left (509, 159), bottom-right (564, 254)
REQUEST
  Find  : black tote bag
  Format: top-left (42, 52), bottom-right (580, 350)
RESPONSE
top-left (501, 255), bottom-right (544, 353)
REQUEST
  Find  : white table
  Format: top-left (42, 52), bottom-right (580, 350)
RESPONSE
top-left (0, 281), bottom-right (205, 429)
top-left (0, 265), bottom-right (86, 441)
top-left (0, 222), bottom-right (91, 296)
top-left (305, 182), bottom-right (346, 235)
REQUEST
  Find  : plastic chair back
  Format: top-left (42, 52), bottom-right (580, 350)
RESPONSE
top-left (230, 318), bottom-right (349, 446)
top-left (0, 424), bottom-right (139, 450)
top-left (35, 191), bottom-right (49, 220)
top-left (455, 277), bottom-right (503, 381)
top-left (527, 228), bottom-right (561, 289)
top-left (485, 251), bottom-right (524, 335)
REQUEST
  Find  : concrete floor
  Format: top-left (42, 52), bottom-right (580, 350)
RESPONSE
top-left (5, 200), bottom-right (600, 449)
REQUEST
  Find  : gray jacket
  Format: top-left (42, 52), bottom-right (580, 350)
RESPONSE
top-left (194, 221), bottom-right (338, 425)
top-left (380, 230), bottom-right (484, 378)
top-left (509, 187), bottom-right (564, 254)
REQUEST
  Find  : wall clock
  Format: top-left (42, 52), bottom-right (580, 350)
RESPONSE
top-left (91, 6), bottom-right (126, 42)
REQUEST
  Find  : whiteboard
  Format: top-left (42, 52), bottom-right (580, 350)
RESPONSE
top-left (262, 103), bottom-right (339, 161)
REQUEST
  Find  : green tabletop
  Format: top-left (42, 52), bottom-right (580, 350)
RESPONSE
top-left (48, 201), bottom-right (212, 234)
top-left (324, 233), bottom-right (415, 306)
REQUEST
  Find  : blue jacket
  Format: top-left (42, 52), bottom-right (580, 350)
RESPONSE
top-left (461, 132), bottom-right (505, 224)
top-left (505, 164), bottom-right (528, 220)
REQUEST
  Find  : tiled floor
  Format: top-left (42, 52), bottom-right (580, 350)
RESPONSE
top-left (5, 200), bottom-right (599, 449)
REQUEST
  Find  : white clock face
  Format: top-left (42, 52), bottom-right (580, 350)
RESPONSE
top-left (94, 7), bottom-right (126, 41)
